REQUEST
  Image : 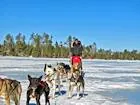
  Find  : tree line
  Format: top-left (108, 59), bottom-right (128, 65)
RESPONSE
top-left (0, 33), bottom-right (140, 60)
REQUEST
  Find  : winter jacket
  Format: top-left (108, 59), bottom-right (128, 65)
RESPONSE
top-left (70, 45), bottom-right (83, 56)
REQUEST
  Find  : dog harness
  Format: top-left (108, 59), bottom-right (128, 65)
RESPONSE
top-left (39, 81), bottom-right (46, 88)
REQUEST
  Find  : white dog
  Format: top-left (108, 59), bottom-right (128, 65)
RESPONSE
top-left (43, 64), bottom-right (61, 98)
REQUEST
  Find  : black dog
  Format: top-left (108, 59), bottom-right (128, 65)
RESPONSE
top-left (26, 75), bottom-right (50, 105)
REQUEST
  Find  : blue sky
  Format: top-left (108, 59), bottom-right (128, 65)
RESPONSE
top-left (0, 0), bottom-right (140, 51)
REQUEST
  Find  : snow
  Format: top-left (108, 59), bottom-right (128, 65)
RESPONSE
top-left (0, 56), bottom-right (140, 105)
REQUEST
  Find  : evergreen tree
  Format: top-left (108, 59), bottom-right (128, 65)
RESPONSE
top-left (3, 34), bottom-right (15, 56)
top-left (31, 33), bottom-right (41, 57)
top-left (15, 33), bottom-right (26, 56)
top-left (67, 35), bottom-right (72, 48)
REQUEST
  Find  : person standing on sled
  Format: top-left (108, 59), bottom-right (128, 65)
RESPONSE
top-left (70, 39), bottom-right (83, 74)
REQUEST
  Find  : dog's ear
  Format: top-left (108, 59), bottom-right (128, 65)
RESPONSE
top-left (44, 64), bottom-right (47, 72)
top-left (39, 75), bottom-right (43, 81)
top-left (48, 64), bottom-right (52, 68)
top-left (54, 68), bottom-right (57, 71)
top-left (62, 63), bottom-right (65, 66)
top-left (28, 75), bottom-right (32, 81)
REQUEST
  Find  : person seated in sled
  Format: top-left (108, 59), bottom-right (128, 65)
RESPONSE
top-left (70, 39), bottom-right (83, 73)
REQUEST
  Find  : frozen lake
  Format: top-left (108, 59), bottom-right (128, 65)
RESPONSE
top-left (0, 56), bottom-right (140, 105)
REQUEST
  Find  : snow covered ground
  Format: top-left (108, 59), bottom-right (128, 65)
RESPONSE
top-left (0, 56), bottom-right (140, 105)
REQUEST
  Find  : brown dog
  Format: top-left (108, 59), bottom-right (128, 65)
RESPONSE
top-left (0, 78), bottom-right (22, 105)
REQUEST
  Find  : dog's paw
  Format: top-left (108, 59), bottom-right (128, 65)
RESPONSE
top-left (62, 80), bottom-right (66, 82)
top-left (51, 97), bottom-right (55, 100)
top-left (77, 97), bottom-right (81, 100)
top-left (67, 96), bottom-right (72, 99)
top-left (49, 96), bottom-right (55, 99)
top-left (48, 96), bottom-right (51, 99)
